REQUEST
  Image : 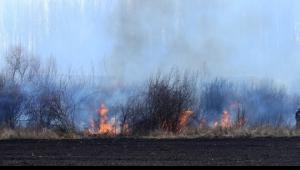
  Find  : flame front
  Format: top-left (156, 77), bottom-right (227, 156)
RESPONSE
top-left (179, 110), bottom-right (193, 127)
top-left (97, 104), bottom-right (114, 134)
top-left (88, 103), bottom-right (245, 135)
top-left (221, 110), bottom-right (232, 129)
top-left (177, 110), bottom-right (193, 132)
top-left (213, 110), bottom-right (232, 129)
top-left (88, 103), bottom-right (118, 136)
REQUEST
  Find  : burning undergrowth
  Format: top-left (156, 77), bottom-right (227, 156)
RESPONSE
top-left (83, 72), bottom-right (300, 137)
top-left (1, 47), bottom-right (300, 138)
top-left (88, 103), bottom-right (121, 136)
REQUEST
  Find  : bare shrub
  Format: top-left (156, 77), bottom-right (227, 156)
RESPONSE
top-left (0, 83), bottom-right (23, 129)
top-left (239, 80), bottom-right (292, 127)
top-left (0, 46), bottom-right (42, 129)
top-left (200, 78), bottom-right (235, 121)
top-left (0, 46), bottom-right (83, 133)
top-left (120, 71), bottom-right (198, 135)
top-left (25, 59), bottom-right (79, 132)
top-left (25, 84), bottom-right (75, 131)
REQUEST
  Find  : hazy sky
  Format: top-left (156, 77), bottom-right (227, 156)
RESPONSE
top-left (1, 0), bottom-right (300, 91)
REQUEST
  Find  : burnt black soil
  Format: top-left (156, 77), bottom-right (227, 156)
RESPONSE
top-left (0, 137), bottom-right (300, 166)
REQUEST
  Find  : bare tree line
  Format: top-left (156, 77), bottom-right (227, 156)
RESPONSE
top-left (0, 46), bottom-right (299, 135)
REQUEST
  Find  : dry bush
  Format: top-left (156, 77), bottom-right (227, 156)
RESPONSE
top-left (120, 71), bottom-right (198, 135)
top-left (0, 46), bottom-right (85, 133)
top-left (0, 83), bottom-right (24, 129)
top-left (25, 80), bottom-right (77, 132)
top-left (200, 78), bottom-right (235, 119)
top-left (239, 80), bottom-right (292, 126)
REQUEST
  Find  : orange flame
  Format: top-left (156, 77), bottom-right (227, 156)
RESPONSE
top-left (221, 110), bottom-right (232, 129)
top-left (97, 104), bottom-right (113, 134)
top-left (88, 103), bottom-right (118, 136)
top-left (177, 110), bottom-right (193, 132)
top-left (213, 110), bottom-right (232, 129)
top-left (179, 110), bottom-right (193, 127)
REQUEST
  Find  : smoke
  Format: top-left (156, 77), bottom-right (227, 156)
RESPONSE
top-left (102, 0), bottom-right (300, 92)
top-left (105, 0), bottom-right (232, 83)
top-left (1, 0), bottom-right (300, 91)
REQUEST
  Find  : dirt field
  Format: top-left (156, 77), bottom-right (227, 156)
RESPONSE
top-left (0, 137), bottom-right (300, 166)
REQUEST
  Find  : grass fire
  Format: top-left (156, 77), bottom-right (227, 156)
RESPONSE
top-left (1, 47), bottom-right (300, 166)
top-left (1, 0), bottom-right (300, 166)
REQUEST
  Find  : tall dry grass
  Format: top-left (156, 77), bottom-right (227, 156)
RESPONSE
top-left (1, 127), bottom-right (300, 140)
top-left (0, 128), bottom-right (81, 140)
top-left (146, 127), bottom-right (300, 139)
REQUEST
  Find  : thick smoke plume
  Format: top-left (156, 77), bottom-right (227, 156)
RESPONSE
top-left (106, 0), bottom-right (231, 83)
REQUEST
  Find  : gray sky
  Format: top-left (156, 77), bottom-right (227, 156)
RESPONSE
top-left (1, 0), bottom-right (300, 91)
